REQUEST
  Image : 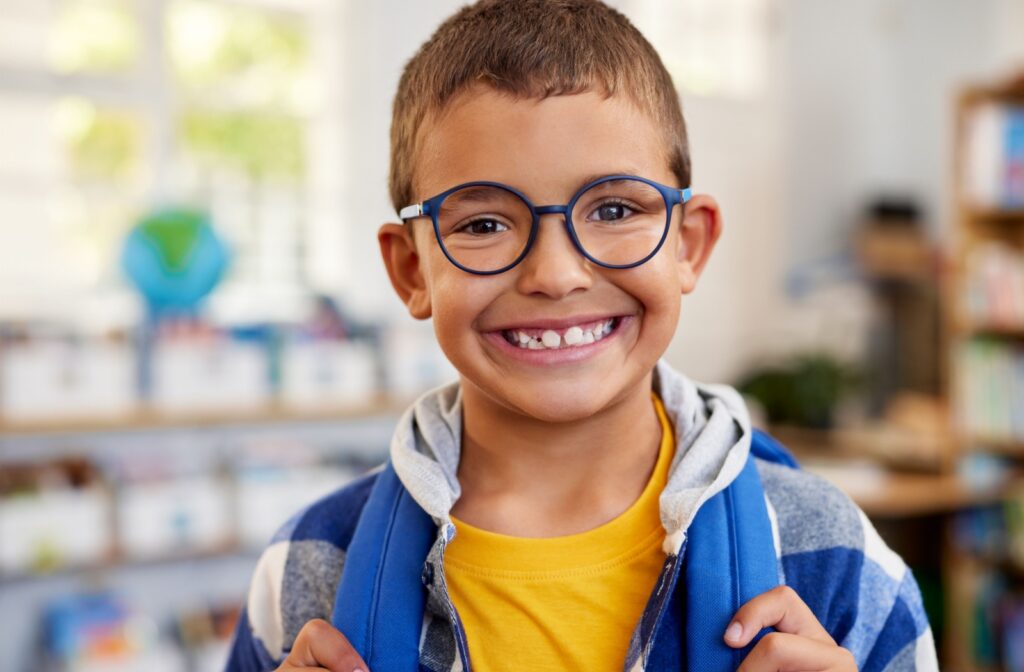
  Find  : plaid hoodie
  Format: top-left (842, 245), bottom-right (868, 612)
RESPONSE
top-left (226, 360), bottom-right (938, 671)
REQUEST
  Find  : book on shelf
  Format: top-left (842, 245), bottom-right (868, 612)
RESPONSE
top-left (964, 242), bottom-right (1024, 329)
top-left (963, 102), bottom-right (1024, 211)
top-left (953, 500), bottom-right (1024, 566)
top-left (953, 501), bottom-right (1024, 671)
top-left (955, 338), bottom-right (1024, 444)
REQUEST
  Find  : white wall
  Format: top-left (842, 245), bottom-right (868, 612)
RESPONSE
top-left (335, 0), bottom-right (466, 321)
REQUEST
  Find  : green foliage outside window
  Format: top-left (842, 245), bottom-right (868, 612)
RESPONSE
top-left (168, 0), bottom-right (308, 101)
top-left (54, 98), bottom-right (142, 181)
top-left (179, 110), bottom-right (304, 180)
top-left (167, 0), bottom-right (311, 181)
top-left (50, 0), bottom-right (310, 182)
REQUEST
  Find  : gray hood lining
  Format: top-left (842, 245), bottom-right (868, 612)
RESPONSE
top-left (389, 359), bottom-right (752, 554)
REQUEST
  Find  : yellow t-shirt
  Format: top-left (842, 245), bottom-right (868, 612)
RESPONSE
top-left (444, 394), bottom-right (675, 671)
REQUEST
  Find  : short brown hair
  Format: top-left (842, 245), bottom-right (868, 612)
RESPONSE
top-left (388, 0), bottom-right (690, 215)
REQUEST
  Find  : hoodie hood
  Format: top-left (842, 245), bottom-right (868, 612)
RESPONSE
top-left (389, 359), bottom-right (752, 555)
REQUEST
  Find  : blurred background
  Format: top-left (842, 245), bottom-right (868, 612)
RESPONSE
top-left (0, 0), bottom-right (1023, 670)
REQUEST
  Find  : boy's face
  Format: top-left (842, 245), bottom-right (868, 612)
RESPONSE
top-left (380, 85), bottom-right (721, 423)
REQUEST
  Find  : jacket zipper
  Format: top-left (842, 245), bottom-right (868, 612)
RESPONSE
top-left (434, 536), bottom-right (689, 672)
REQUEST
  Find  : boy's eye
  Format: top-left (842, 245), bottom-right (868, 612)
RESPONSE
top-left (589, 201), bottom-right (636, 222)
top-left (455, 218), bottom-right (509, 235)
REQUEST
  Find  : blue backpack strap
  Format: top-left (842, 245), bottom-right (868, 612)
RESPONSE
top-left (331, 462), bottom-right (436, 670)
top-left (332, 432), bottom-right (797, 671)
top-left (681, 429), bottom-right (796, 670)
top-left (749, 428), bottom-right (799, 468)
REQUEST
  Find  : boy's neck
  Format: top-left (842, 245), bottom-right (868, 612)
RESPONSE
top-left (451, 371), bottom-right (664, 537)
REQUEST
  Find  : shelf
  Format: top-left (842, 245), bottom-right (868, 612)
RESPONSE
top-left (965, 207), bottom-right (1024, 222)
top-left (800, 456), bottom-right (1022, 518)
top-left (954, 320), bottom-right (1024, 339)
top-left (0, 395), bottom-right (412, 437)
top-left (963, 434), bottom-right (1024, 457)
top-left (766, 424), bottom-right (1024, 517)
top-left (769, 423), bottom-right (951, 472)
top-left (0, 543), bottom-right (261, 587)
top-left (960, 80), bottom-right (1024, 107)
top-left (850, 471), bottom-right (1023, 518)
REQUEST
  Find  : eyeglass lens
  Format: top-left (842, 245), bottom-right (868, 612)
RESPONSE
top-left (435, 178), bottom-right (669, 273)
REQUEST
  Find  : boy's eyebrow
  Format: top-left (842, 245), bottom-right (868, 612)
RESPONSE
top-left (575, 170), bottom-right (644, 190)
top-left (432, 170), bottom-right (653, 206)
top-left (445, 186), bottom-right (518, 203)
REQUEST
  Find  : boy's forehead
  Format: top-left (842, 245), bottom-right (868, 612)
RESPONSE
top-left (411, 84), bottom-right (673, 201)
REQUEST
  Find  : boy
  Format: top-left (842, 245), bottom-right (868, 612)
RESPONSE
top-left (227, 1), bottom-right (938, 670)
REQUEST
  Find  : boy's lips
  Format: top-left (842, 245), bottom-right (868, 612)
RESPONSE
top-left (483, 313), bottom-right (626, 332)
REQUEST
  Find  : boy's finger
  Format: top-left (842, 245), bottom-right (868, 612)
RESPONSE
top-left (737, 631), bottom-right (856, 672)
top-left (724, 586), bottom-right (834, 648)
top-left (285, 619), bottom-right (370, 672)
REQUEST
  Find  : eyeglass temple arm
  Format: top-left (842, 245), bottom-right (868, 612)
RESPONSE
top-left (680, 187), bottom-right (693, 203)
top-left (399, 203), bottom-right (423, 220)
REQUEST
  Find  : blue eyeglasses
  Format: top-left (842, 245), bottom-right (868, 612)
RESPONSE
top-left (399, 175), bottom-right (692, 275)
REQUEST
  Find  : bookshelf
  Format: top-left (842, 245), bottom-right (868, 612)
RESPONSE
top-left (947, 73), bottom-right (1024, 672)
top-left (0, 405), bottom-right (400, 671)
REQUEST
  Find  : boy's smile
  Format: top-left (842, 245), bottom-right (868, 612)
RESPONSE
top-left (380, 84), bottom-right (721, 424)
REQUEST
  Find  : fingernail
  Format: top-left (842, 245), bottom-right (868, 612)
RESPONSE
top-left (353, 668), bottom-right (365, 672)
top-left (725, 621), bottom-right (743, 643)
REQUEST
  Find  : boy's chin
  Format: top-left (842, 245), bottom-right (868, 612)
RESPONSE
top-left (483, 380), bottom-right (634, 425)
top-left (513, 397), bottom-right (604, 424)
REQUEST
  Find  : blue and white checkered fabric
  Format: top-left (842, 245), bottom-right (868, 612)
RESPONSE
top-left (225, 457), bottom-right (937, 671)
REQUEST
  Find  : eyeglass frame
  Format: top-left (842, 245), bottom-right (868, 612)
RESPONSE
top-left (398, 174), bottom-right (693, 275)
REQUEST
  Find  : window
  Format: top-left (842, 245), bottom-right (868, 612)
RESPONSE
top-left (0, 0), bottom-right (345, 328)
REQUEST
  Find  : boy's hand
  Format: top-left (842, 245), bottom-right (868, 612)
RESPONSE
top-left (723, 586), bottom-right (857, 671)
top-left (274, 619), bottom-right (370, 672)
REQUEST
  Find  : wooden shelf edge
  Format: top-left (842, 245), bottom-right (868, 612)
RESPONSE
top-left (952, 321), bottom-right (1024, 339)
top-left (804, 462), bottom-right (1024, 518)
top-left (965, 207), bottom-right (1024, 221)
top-left (962, 434), bottom-right (1024, 456)
top-left (0, 395), bottom-right (414, 437)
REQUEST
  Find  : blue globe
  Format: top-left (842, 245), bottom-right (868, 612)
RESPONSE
top-left (121, 208), bottom-right (230, 314)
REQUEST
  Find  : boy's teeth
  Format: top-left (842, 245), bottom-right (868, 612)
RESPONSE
top-left (541, 330), bottom-right (561, 348)
top-left (504, 318), bottom-right (617, 350)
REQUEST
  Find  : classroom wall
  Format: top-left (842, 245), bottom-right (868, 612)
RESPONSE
top-left (335, 0), bottom-right (466, 322)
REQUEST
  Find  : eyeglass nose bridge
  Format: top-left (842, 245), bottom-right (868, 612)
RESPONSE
top-left (527, 204), bottom-right (589, 262)
top-left (534, 204), bottom-right (570, 216)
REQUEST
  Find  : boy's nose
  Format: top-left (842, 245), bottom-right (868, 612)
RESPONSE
top-left (514, 213), bottom-right (593, 299)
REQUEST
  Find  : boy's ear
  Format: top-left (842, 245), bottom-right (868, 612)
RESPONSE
top-left (675, 194), bottom-right (723, 294)
top-left (378, 222), bottom-right (432, 319)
